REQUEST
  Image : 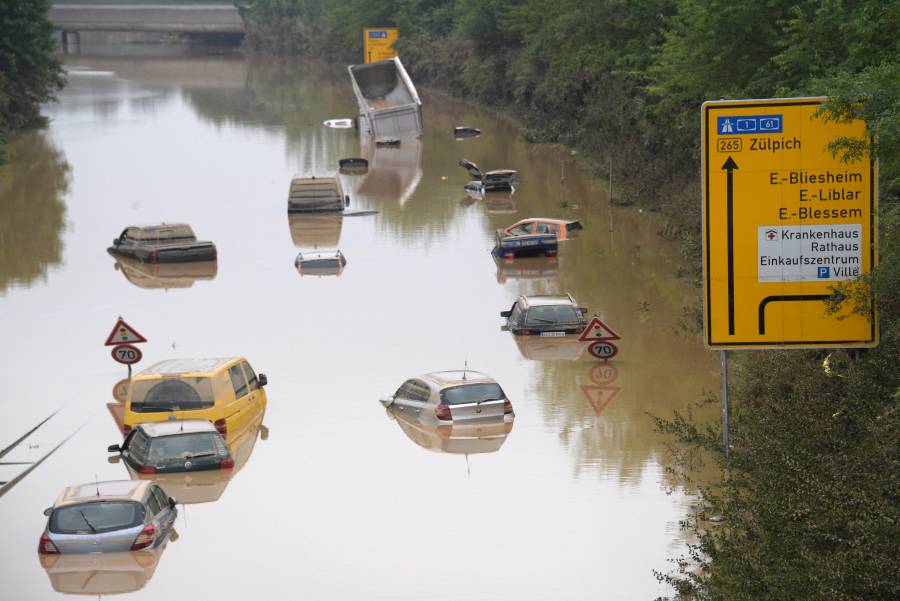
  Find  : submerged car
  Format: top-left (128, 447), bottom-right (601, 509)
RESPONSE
top-left (123, 357), bottom-right (268, 437)
top-left (380, 371), bottom-right (514, 425)
top-left (108, 224), bottom-right (217, 264)
top-left (108, 420), bottom-right (233, 474)
top-left (458, 158), bottom-right (517, 192)
top-left (499, 218), bottom-right (583, 240)
top-left (288, 175), bottom-right (349, 213)
top-left (38, 481), bottom-right (176, 555)
top-left (295, 250), bottom-right (347, 276)
top-left (493, 232), bottom-right (557, 259)
top-left (501, 294), bottom-right (589, 336)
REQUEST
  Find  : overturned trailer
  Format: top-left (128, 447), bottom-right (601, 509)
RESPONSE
top-left (348, 57), bottom-right (422, 140)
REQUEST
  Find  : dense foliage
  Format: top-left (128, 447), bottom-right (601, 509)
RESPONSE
top-left (0, 0), bottom-right (65, 163)
top-left (236, 2), bottom-right (900, 598)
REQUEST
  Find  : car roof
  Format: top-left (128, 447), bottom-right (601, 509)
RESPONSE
top-left (137, 420), bottom-right (217, 437)
top-left (420, 370), bottom-right (497, 387)
top-left (519, 294), bottom-right (576, 307)
top-left (55, 480), bottom-right (151, 508)
top-left (137, 358), bottom-right (237, 376)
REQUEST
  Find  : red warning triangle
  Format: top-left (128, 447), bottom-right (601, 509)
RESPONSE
top-left (104, 317), bottom-right (148, 346)
top-left (580, 385), bottom-right (621, 416)
top-left (579, 317), bottom-right (620, 341)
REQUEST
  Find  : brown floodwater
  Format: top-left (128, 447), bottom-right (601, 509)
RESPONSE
top-left (0, 44), bottom-right (718, 600)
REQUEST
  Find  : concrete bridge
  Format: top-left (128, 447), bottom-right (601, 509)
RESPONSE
top-left (49, 0), bottom-right (245, 36)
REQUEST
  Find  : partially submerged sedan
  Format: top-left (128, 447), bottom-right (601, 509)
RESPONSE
top-left (108, 224), bottom-right (217, 263)
top-left (380, 371), bottom-right (514, 425)
top-left (499, 217), bottom-right (583, 240)
top-left (501, 294), bottom-right (589, 336)
top-left (38, 481), bottom-right (176, 555)
top-left (295, 249), bottom-right (347, 276)
top-left (108, 420), bottom-right (233, 474)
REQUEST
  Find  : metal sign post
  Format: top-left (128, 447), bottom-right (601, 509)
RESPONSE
top-left (721, 350), bottom-right (729, 455)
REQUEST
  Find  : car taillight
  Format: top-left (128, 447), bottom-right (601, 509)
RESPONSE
top-left (504, 399), bottom-right (514, 415)
top-left (214, 419), bottom-right (227, 436)
top-left (122, 424), bottom-right (131, 434)
top-left (512, 329), bottom-right (530, 336)
top-left (148, 250), bottom-right (158, 264)
top-left (219, 457), bottom-right (234, 470)
top-left (139, 466), bottom-right (156, 474)
top-left (38, 533), bottom-right (59, 555)
top-left (435, 403), bottom-right (452, 421)
top-left (131, 524), bottom-right (155, 551)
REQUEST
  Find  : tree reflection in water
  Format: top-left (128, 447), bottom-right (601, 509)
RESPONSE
top-left (0, 132), bottom-right (70, 294)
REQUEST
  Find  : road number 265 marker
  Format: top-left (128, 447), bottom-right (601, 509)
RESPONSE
top-left (111, 344), bottom-right (142, 365)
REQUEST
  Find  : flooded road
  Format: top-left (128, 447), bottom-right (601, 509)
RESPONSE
top-left (0, 45), bottom-right (718, 600)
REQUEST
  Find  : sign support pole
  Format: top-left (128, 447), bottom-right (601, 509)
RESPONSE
top-left (720, 350), bottom-right (729, 456)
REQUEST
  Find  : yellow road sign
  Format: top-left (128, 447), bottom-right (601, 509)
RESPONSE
top-left (702, 97), bottom-right (877, 349)
top-left (364, 27), bottom-right (399, 64)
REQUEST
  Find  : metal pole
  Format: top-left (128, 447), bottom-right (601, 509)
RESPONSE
top-left (128, 364), bottom-right (132, 380)
top-left (721, 350), bottom-right (729, 455)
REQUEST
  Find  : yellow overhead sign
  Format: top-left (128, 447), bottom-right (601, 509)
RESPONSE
top-left (364, 27), bottom-right (399, 64)
top-left (702, 97), bottom-right (877, 349)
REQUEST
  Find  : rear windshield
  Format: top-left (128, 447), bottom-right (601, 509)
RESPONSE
top-left (148, 433), bottom-right (228, 465)
top-left (303, 258), bottom-right (341, 268)
top-left (50, 502), bottom-right (144, 534)
top-left (131, 378), bottom-right (214, 412)
top-left (441, 383), bottom-right (505, 405)
top-left (524, 305), bottom-right (580, 326)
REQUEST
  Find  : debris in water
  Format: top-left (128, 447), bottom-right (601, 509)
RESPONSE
top-left (454, 126), bottom-right (481, 139)
top-left (375, 138), bottom-right (401, 147)
top-left (324, 118), bottom-right (354, 129)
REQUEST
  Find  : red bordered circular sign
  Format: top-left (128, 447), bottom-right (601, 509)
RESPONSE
top-left (587, 341), bottom-right (618, 361)
top-left (111, 344), bottom-right (142, 365)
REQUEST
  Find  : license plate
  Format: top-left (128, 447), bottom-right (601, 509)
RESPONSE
top-left (540, 331), bottom-right (565, 337)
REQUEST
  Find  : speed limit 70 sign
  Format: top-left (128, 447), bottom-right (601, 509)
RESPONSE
top-left (111, 344), bottom-right (142, 365)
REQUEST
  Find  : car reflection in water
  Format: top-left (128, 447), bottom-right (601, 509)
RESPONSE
top-left (110, 253), bottom-right (217, 290)
top-left (111, 414), bottom-right (268, 505)
top-left (386, 405), bottom-right (514, 455)
top-left (512, 334), bottom-right (587, 361)
top-left (462, 188), bottom-right (518, 214)
top-left (40, 538), bottom-right (172, 596)
top-left (494, 255), bottom-right (559, 284)
top-left (288, 212), bottom-right (343, 248)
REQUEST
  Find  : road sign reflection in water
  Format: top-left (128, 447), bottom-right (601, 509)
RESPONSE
top-left (702, 97), bottom-right (877, 348)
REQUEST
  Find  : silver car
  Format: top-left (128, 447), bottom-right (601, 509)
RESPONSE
top-left (380, 370), bottom-right (514, 425)
top-left (38, 480), bottom-right (177, 555)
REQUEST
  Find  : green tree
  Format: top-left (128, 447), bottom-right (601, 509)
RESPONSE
top-left (0, 0), bottom-right (65, 162)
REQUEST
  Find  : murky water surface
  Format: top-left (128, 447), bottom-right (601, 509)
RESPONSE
top-left (1, 45), bottom-right (717, 600)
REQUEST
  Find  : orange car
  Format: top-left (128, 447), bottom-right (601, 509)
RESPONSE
top-left (499, 218), bottom-right (583, 240)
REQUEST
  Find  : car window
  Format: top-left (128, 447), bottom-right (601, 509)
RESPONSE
top-left (525, 305), bottom-right (580, 326)
top-left (50, 502), bottom-right (144, 534)
top-left (536, 223), bottom-right (558, 235)
top-left (510, 302), bottom-right (524, 326)
top-left (131, 378), bottom-right (214, 413)
top-left (509, 224), bottom-right (532, 236)
top-left (146, 490), bottom-right (162, 516)
top-left (441, 383), bottom-right (506, 405)
top-left (152, 486), bottom-right (169, 510)
top-left (229, 364), bottom-right (248, 399)
top-left (242, 361), bottom-right (259, 390)
top-left (395, 380), bottom-right (417, 399)
top-left (126, 429), bottom-right (151, 464)
top-left (148, 432), bottom-right (227, 466)
top-left (410, 379), bottom-right (431, 402)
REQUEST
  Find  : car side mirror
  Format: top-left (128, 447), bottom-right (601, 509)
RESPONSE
top-left (108, 455), bottom-right (121, 464)
top-left (113, 238), bottom-right (119, 246)
top-left (107, 444), bottom-right (121, 453)
top-left (168, 497), bottom-right (177, 509)
top-left (500, 325), bottom-right (510, 332)
top-left (43, 507), bottom-right (53, 517)
top-left (500, 310), bottom-right (511, 318)
top-left (258, 373), bottom-right (268, 387)
top-left (578, 307), bottom-right (588, 316)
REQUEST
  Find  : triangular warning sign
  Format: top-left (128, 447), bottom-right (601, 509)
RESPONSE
top-left (580, 385), bottom-right (621, 416)
top-left (579, 317), bottom-right (620, 341)
top-left (104, 317), bottom-right (148, 346)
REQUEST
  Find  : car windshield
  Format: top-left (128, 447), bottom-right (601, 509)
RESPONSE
top-left (131, 378), bottom-right (214, 412)
top-left (524, 305), bottom-right (580, 326)
top-left (50, 502), bottom-right (144, 534)
top-left (441, 383), bottom-right (505, 405)
top-left (303, 258), bottom-right (341, 267)
top-left (146, 433), bottom-right (228, 465)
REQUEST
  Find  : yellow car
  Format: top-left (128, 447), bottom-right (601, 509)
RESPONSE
top-left (123, 358), bottom-right (267, 438)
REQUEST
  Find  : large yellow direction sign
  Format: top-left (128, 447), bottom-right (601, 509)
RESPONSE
top-left (702, 98), bottom-right (877, 349)
top-left (364, 27), bottom-right (399, 64)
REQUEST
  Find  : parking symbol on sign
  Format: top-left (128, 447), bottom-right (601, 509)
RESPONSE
top-left (818, 266), bottom-right (830, 278)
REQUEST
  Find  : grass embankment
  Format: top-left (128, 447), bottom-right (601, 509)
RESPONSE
top-left (237, 2), bottom-right (900, 598)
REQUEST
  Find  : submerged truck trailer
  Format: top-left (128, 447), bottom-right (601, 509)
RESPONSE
top-left (348, 57), bottom-right (422, 141)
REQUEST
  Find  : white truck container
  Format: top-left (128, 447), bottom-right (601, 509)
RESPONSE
top-left (348, 57), bottom-right (422, 141)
